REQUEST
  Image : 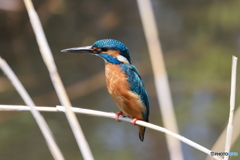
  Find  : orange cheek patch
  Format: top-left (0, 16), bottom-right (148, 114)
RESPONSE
top-left (107, 50), bottom-right (120, 57)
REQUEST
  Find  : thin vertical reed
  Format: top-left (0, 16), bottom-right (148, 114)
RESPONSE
top-left (223, 56), bottom-right (237, 160)
top-left (23, 0), bottom-right (94, 159)
top-left (136, 1), bottom-right (183, 160)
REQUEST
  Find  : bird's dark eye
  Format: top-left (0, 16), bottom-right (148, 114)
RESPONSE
top-left (101, 48), bottom-right (108, 52)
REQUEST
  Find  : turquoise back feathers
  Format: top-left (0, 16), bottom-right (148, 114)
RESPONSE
top-left (120, 64), bottom-right (149, 121)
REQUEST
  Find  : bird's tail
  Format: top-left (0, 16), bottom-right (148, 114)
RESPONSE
top-left (138, 126), bottom-right (146, 141)
top-left (138, 118), bottom-right (149, 142)
top-left (138, 118), bottom-right (148, 141)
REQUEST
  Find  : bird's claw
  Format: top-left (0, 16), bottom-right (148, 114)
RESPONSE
top-left (115, 111), bottom-right (123, 122)
top-left (131, 118), bottom-right (138, 125)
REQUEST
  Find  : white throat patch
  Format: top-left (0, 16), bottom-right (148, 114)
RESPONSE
top-left (116, 55), bottom-right (130, 64)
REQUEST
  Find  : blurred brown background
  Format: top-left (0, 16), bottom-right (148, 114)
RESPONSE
top-left (0, 0), bottom-right (239, 159)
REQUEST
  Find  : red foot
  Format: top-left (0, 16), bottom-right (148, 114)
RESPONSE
top-left (131, 118), bottom-right (138, 125)
top-left (115, 111), bottom-right (123, 122)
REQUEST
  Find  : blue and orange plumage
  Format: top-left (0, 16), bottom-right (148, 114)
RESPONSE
top-left (62, 39), bottom-right (150, 141)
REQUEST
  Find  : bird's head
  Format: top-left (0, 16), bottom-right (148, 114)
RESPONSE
top-left (61, 39), bottom-right (131, 64)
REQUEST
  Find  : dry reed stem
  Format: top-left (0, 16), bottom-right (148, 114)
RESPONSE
top-left (0, 104), bottom-right (223, 160)
top-left (136, 1), bottom-right (183, 160)
top-left (223, 56), bottom-right (238, 160)
top-left (0, 58), bottom-right (64, 160)
top-left (23, 0), bottom-right (94, 159)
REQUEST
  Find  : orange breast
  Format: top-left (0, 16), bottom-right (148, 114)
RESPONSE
top-left (105, 63), bottom-right (145, 120)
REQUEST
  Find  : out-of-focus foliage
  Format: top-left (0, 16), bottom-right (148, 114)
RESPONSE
top-left (0, 0), bottom-right (239, 160)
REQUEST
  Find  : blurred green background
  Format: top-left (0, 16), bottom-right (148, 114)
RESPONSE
top-left (0, 0), bottom-right (240, 159)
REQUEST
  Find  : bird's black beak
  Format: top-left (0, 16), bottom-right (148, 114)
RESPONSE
top-left (61, 46), bottom-right (96, 54)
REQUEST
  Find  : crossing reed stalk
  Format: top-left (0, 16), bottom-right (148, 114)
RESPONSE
top-left (23, 0), bottom-right (94, 159)
top-left (0, 58), bottom-right (64, 160)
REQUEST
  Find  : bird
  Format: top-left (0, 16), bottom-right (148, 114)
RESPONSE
top-left (61, 39), bottom-right (149, 141)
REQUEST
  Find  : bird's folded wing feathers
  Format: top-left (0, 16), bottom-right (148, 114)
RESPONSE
top-left (121, 64), bottom-right (149, 120)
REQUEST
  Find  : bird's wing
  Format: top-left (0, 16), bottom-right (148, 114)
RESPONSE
top-left (121, 64), bottom-right (149, 121)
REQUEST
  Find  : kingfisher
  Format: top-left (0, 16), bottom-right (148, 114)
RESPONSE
top-left (61, 39), bottom-right (149, 141)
